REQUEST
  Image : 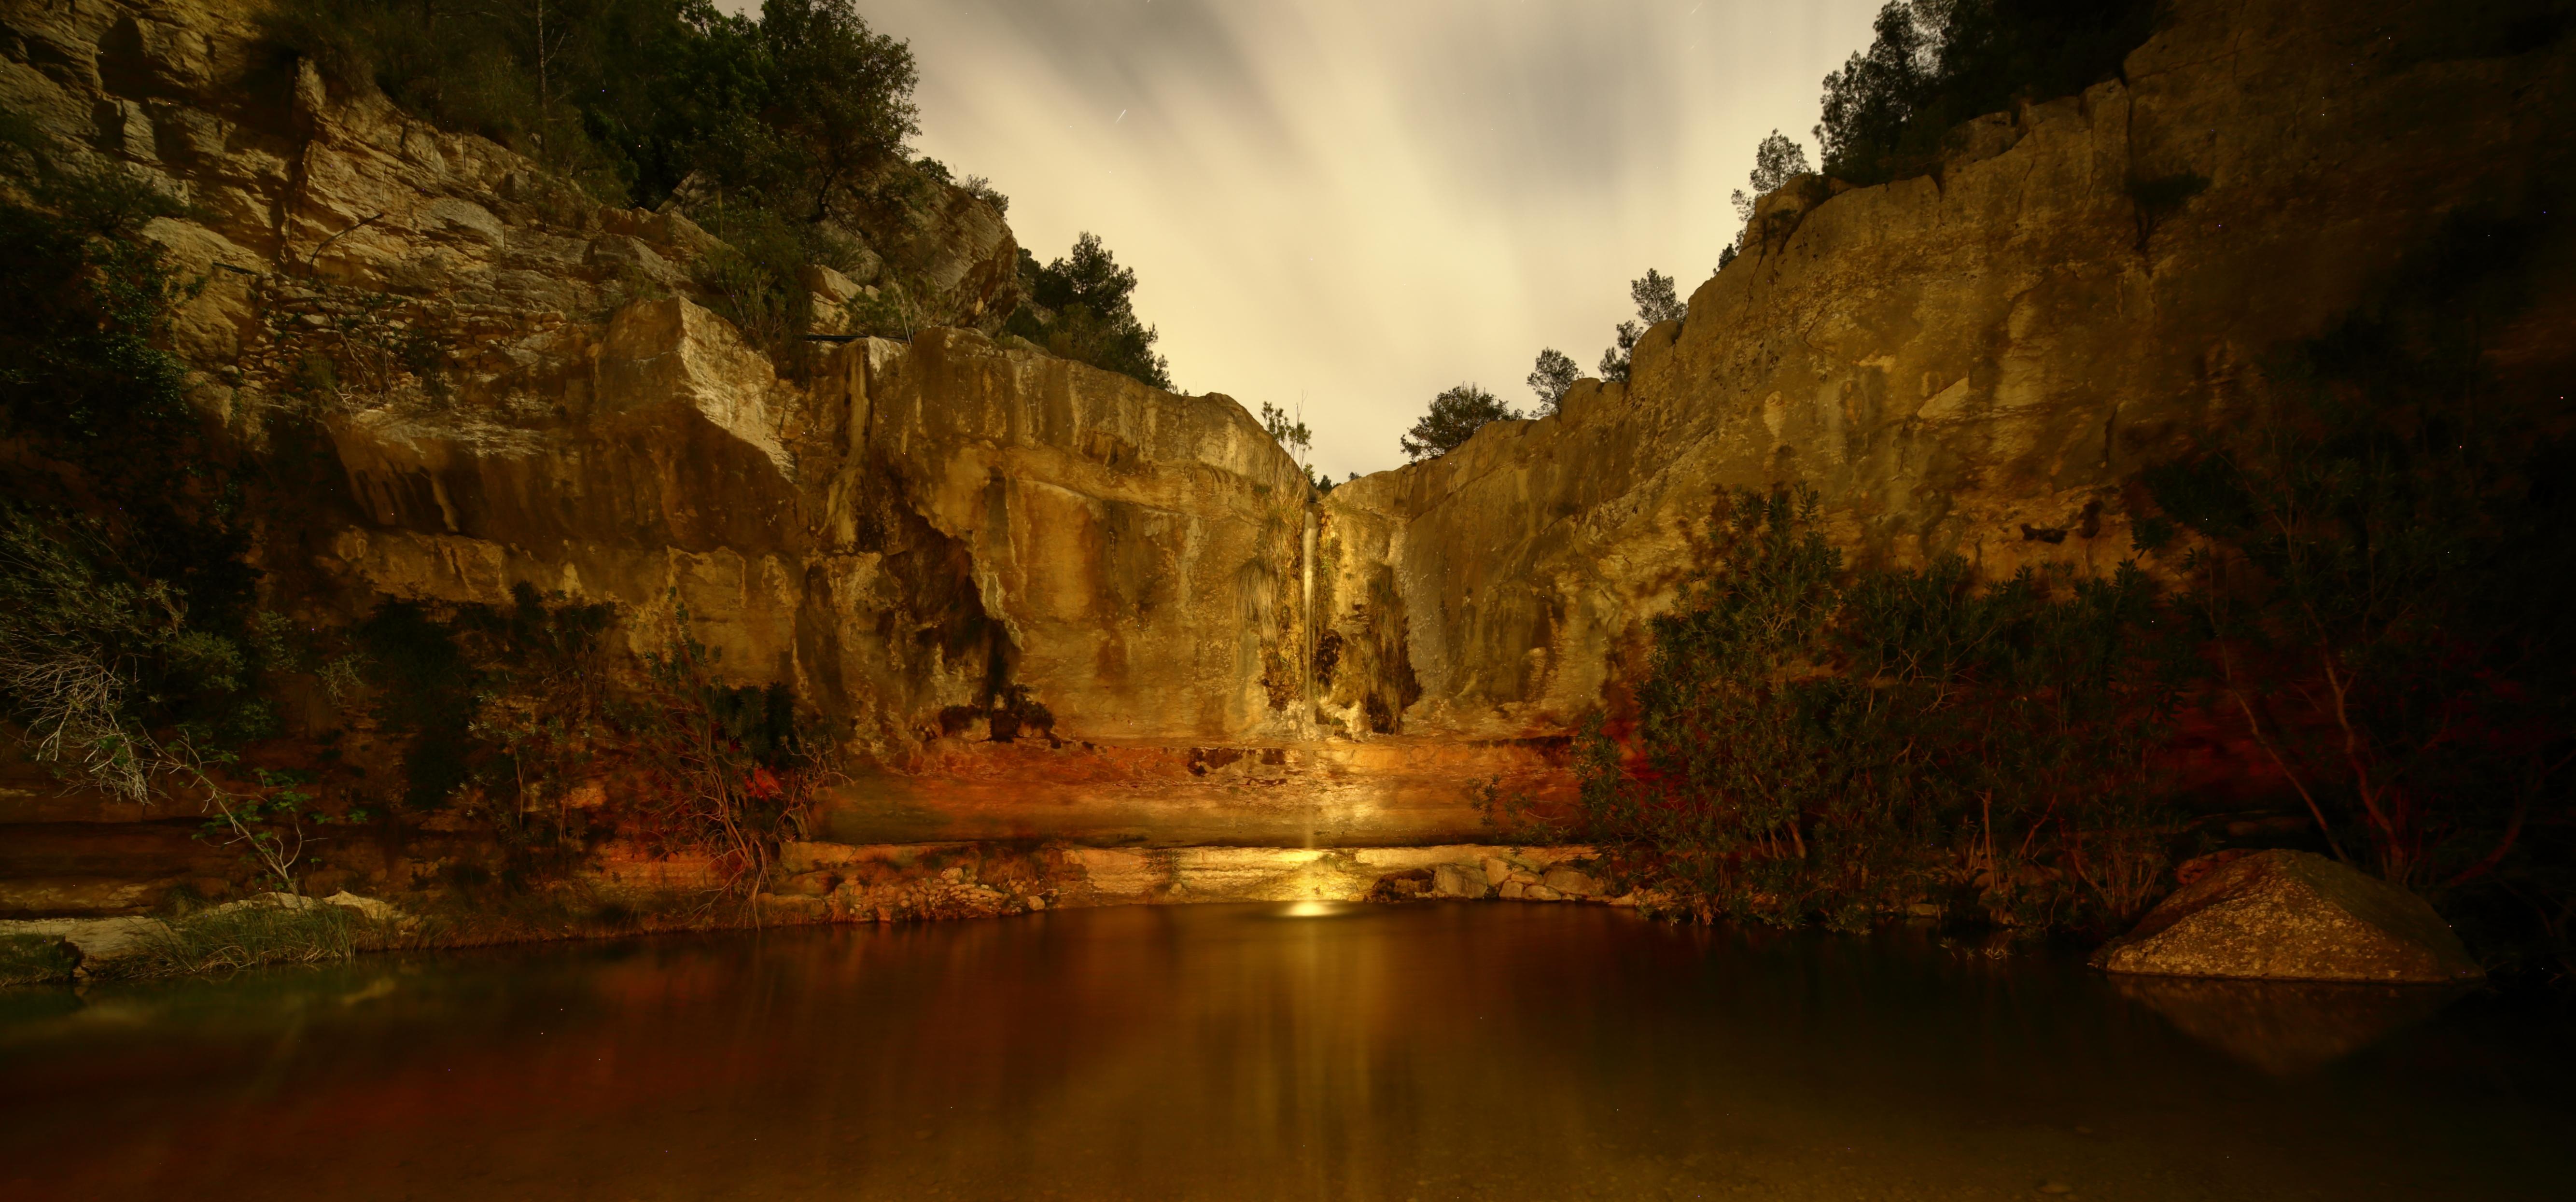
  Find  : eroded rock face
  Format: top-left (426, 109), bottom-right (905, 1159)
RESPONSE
top-left (3, 0), bottom-right (1324, 783)
top-left (1317, 0), bottom-right (2576, 741)
top-left (2092, 851), bottom-right (2482, 983)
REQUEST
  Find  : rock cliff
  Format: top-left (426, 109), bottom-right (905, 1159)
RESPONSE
top-left (5, 0), bottom-right (2573, 873)
top-left (1317, 0), bottom-right (2576, 743)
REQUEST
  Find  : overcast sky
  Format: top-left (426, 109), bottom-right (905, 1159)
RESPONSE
top-left (735, 1), bottom-right (1886, 479)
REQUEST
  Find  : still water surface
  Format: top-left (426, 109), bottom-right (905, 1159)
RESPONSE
top-left (2, 903), bottom-right (2569, 1201)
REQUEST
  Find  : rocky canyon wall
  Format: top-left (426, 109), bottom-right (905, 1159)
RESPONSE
top-left (1319, 0), bottom-right (2576, 745)
top-left (6, 0), bottom-right (2574, 870)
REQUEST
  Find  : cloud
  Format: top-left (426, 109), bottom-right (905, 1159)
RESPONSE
top-left (736, 0), bottom-right (1887, 478)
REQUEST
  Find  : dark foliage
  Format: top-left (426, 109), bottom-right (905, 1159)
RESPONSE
top-left (262, 0), bottom-right (916, 216)
top-left (1816, 0), bottom-right (2159, 186)
top-left (629, 607), bottom-right (832, 898)
top-left (1004, 233), bottom-right (1173, 389)
top-left (355, 601), bottom-right (484, 811)
top-left (1258, 401), bottom-right (1337, 492)
top-left (1576, 488), bottom-right (2188, 932)
top-left (264, 0), bottom-right (918, 350)
top-left (1526, 349), bottom-right (1579, 415)
top-left (353, 585), bottom-right (617, 824)
top-left (348, 586), bottom-right (825, 895)
top-left (1732, 130), bottom-right (1814, 222)
top-left (0, 117), bottom-right (260, 744)
top-left (1598, 269), bottom-right (1686, 383)
top-left (1400, 384), bottom-right (1519, 462)
top-left (2135, 213), bottom-right (2576, 972)
top-left (692, 200), bottom-right (866, 348)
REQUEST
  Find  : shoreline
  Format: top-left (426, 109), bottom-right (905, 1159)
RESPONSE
top-left (2, 841), bottom-right (1629, 985)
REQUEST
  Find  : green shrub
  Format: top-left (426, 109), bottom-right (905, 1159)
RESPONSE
top-left (0, 119), bottom-right (271, 802)
top-left (626, 603), bottom-right (835, 903)
top-left (1399, 385), bottom-right (1517, 461)
top-left (689, 198), bottom-right (869, 348)
top-left (845, 277), bottom-right (925, 339)
top-left (259, 0), bottom-right (918, 217)
top-left (264, 1), bottom-right (923, 348)
top-left (1003, 234), bottom-right (1173, 389)
top-left (355, 585), bottom-right (615, 833)
top-left (1579, 487), bottom-right (2186, 932)
top-left (1596, 270), bottom-right (1687, 383)
top-left (0, 934), bottom-right (78, 987)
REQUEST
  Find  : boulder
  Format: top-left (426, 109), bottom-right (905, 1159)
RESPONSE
top-left (0, 916), bottom-right (167, 964)
top-left (322, 891), bottom-right (402, 922)
top-left (2093, 850), bottom-right (2481, 983)
top-left (1539, 867), bottom-right (1599, 897)
top-left (1429, 862), bottom-right (1488, 899)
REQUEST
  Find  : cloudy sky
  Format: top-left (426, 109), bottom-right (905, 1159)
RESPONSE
top-left (742, 0), bottom-right (1887, 479)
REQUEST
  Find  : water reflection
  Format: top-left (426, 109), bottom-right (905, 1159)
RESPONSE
top-left (0, 905), bottom-right (2567, 1201)
top-left (2111, 976), bottom-right (2475, 1076)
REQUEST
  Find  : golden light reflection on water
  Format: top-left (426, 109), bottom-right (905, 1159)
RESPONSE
top-left (0, 906), bottom-right (2566, 1202)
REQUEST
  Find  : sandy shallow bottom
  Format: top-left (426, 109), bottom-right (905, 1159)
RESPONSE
top-left (1, 904), bottom-right (2568, 1201)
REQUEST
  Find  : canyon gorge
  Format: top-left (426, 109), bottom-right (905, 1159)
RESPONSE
top-left (2, 0), bottom-right (2570, 966)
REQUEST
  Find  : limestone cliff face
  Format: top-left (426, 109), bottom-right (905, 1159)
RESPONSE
top-left (2, 0), bottom-right (1341, 844)
top-left (1319, 0), bottom-right (2576, 743)
top-left (7, 0), bottom-right (2573, 857)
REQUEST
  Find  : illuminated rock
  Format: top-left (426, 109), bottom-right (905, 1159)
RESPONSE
top-left (2093, 851), bottom-right (2482, 984)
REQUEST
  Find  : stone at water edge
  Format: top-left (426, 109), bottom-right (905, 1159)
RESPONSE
top-left (1539, 867), bottom-right (1599, 897)
top-left (2092, 850), bottom-right (2482, 983)
top-left (323, 891), bottom-right (402, 922)
top-left (1428, 863), bottom-right (1488, 899)
top-left (0, 916), bottom-right (165, 965)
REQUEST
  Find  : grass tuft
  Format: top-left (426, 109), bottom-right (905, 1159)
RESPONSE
top-left (104, 902), bottom-right (379, 979)
top-left (0, 933), bottom-right (77, 987)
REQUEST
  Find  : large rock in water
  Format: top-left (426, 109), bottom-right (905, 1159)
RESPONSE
top-left (2093, 851), bottom-right (2482, 983)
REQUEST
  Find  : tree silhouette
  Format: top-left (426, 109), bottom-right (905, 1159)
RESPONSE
top-left (1526, 348), bottom-right (1579, 415)
top-left (1400, 384), bottom-right (1519, 461)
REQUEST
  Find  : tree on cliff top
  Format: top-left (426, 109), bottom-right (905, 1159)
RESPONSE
top-left (1599, 270), bottom-right (1687, 384)
top-left (1006, 233), bottom-right (1173, 390)
top-left (742, 0), bottom-right (922, 222)
top-left (1815, 0), bottom-right (2157, 186)
top-left (1527, 349), bottom-right (1580, 416)
top-left (1259, 401), bottom-right (1338, 493)
top-left (264, 0), bottom-right (921, 220)
top-left (1401, 385), bottom-right (1520, 462)
top-left (1732, 130), bottom-right (1814, 223)
top-left (266, 0), bottom-right (934, 351)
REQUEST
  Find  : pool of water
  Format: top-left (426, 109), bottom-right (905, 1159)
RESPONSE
top-left (1, 903), bottom-right (2568, 1201)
